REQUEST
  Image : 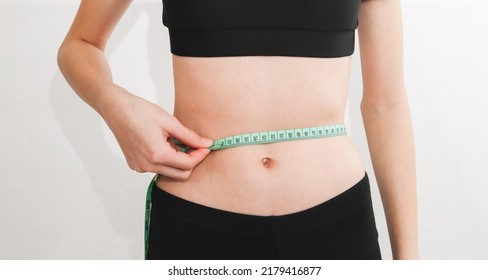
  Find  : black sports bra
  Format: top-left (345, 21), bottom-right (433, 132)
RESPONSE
top-left (162, 0), bottom-right (361, 58)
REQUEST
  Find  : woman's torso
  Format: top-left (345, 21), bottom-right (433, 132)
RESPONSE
top-left (156, 55), bottom-right (365, 215)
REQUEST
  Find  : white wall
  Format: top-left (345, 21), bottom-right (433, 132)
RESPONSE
top-left (1, 0), bottom-right (487, 259)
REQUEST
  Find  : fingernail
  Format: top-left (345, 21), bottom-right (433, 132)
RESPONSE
top-left (202, 138), bottom-right (213, 146)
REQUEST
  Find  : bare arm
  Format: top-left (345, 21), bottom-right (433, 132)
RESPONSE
top-left (57, 0), bottom-right (132, 116)
top-left (57, 0), bottom-right (213, 180)
top-left (358, 0), bottom-right (419, 259)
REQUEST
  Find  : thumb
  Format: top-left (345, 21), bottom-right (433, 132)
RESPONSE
top-left (167, 118), bottom-right (213, 148)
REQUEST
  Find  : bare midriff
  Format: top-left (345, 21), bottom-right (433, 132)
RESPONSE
top-left (156, 55), bottom-right (366, 216)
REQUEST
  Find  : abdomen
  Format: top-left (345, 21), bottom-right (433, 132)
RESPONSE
top-left (156, 55), bottom-right (366, 215)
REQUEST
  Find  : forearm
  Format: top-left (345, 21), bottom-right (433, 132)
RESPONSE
top-left (57, 38), bottom-right (126, 118)
top-left (361, 94), bottom-right (419, 259)
top-left (54, 1), bottom-right (214, 180)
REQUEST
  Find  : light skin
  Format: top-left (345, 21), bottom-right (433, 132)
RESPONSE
top-left (58, 0), bottom-right (418, 259)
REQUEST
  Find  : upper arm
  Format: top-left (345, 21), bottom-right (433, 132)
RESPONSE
top-left (358, 0), bottom-right (407, 106)
top-left (61, 0), bottom-right (133, 51)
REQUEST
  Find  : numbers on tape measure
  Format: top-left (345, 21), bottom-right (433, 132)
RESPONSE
top-left (170, 124), bottom-right (347, 152)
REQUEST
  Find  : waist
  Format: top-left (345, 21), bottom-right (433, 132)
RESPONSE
top-left (173, 94), bottom-right (348, 142)
top-left (159, 85), bottom-right (362, 214)
top-left (171, 123), bottom-right (347, 153)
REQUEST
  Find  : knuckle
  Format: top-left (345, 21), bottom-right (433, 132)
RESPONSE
top-left (136, 161), bottom-right (151, 173)
top-left (169, 116), bottom-right (182, 130)
top-left (185, 128), bottom-right (196, 143)
top-left (131, 165), bottom-right (144, 173)
top-left (147, 151), bottom-right (158, 164)
top-left (147, 148), bottom-right (167, 164)
top-left (171, 115), bottom-right (180, 124)
top-left (127, 160), bottom-right (141, 172)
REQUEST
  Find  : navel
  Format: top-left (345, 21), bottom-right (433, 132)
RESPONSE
top-left (261, 157), bottom-right (272, 169)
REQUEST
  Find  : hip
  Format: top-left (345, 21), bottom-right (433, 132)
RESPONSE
top-left (147, 168), bottom-right (381, 260)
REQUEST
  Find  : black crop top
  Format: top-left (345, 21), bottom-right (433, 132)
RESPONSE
top-left (162, 0), bottom-right (361, 58)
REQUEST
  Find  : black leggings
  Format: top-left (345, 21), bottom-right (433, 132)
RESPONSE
top-left (146, 172), bottom-right (381, 260)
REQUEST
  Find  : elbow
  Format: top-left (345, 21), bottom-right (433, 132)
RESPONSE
top-left (360, 89), bottom-right (410, 117)
top-left (57, 37), bottom-right (105, 73)
top-left (57, 41), bottom-right (69, 75)
top-left (57, 46), bottom-right (64, 72)
top-left (360, 99), bottom-right (393, 116)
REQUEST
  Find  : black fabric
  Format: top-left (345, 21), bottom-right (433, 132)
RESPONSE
top-left (146, 172), bottom-right (382, 260)
top-left (162, 0), bottom-right (362, 58)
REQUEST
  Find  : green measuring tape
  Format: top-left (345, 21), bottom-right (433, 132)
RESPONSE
top-left (144, 123), bottom-right (347, 259)
top-left (144, 173), bottom-right (156, 260)
top-left (170, 123), bottom-right (347, 153)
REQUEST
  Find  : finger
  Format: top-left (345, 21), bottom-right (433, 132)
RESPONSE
top-left (149, 149), bottom-right (211, 180)
top-left (166, 118), bottom-right (213, 149)
top-left (152, 143), bottom-right (211, 170)
top-left (185, 147), bottom-right (212, 164)
top-left (149, 164), bottom-right (193, 181)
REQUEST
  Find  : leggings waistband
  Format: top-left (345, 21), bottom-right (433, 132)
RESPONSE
top-left (149, 171), bottom-right (371, 236)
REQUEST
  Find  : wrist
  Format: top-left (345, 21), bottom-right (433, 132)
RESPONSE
top-left (96, 83), bottom-right (131, 121)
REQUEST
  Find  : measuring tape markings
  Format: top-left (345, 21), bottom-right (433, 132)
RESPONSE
top-left (145, 123), bottom-right (346, 259)
top-left (171, 124), bottom-right (347, 152)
